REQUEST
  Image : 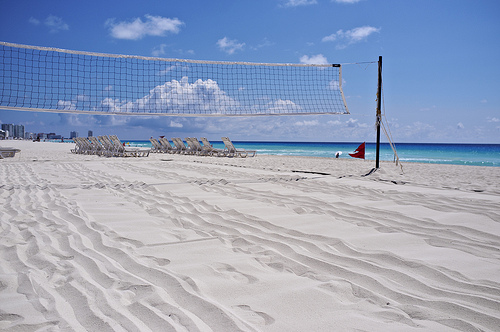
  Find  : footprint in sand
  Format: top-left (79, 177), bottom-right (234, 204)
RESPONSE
top-left (211, 263), bottom-right (258, 284)
top-left (233, 304), bottom-right (275, 326)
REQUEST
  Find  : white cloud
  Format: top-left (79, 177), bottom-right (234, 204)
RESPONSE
top-left (332, 0), bottom-right (362, 3)
top-left (29, 17), bottom-right (40, 25)
top-left (295, 120), bottom-right (319, 126)
top-left (95, 77), bottom-right (238, 115)
top-left (217, 37), bottom-right (245, 55)
top-left (57, 100), bottom-right (76, 110)
top-left (488, 117), bottom-right (499, 123)
top-left (299, 54), bottom-right (328, 64)
top-left (106, 15), bottom-right (184, 40)
top-left (345, 118), bottom-right (368, 128)
top-left (283, 0), bottom-right (317, 7)
top-left (30, 15), bottom-right (69, 32)
top-left (480, 99), bottom-right (488, 103)
top-left (419, 105), bottom-right (437, 112)
top-left (322, 26), bottom-right (380, 49)
top-left (152, 44), bottom-right (168, 57)
top-left (329, 79), bottom-right (346, 91)
top-left (457, 122), bottom-right (465, 129)
top-left (266, 99), bottom-right (301, 114)
top-left (169, 120), bottom-right (183, 128)
top-left (45, 15), bottom-right (69, 33)
top-left (96, 98), bottom-right (123, 113)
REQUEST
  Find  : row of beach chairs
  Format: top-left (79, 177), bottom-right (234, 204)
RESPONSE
top-left (71, 135), bottom-right (150, 157)
top-left (150, 137), bottom-right (256, 158)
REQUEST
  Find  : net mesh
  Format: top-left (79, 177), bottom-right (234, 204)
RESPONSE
top-left (0, 42), bottom-right (349, 116)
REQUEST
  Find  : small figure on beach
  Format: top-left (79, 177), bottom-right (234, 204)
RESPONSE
top-left (335, 151), bottom-right (342, 158)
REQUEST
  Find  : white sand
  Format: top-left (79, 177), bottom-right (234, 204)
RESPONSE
top-left (1, 140), bottom-right (499, 331)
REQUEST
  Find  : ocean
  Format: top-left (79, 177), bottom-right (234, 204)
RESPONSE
top-left (127, 140), bottom-right (500, 167)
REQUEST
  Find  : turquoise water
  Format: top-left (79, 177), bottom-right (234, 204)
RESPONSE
top-left (128, 140), bottom-right (500, 167)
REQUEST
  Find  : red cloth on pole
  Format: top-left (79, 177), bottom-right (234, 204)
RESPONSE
top-left (349, 142), bottom-right (365, 159)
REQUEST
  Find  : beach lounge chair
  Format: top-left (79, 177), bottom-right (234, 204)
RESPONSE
top-left (71, 137), bottom-right (84, 154)
top-left (109, 135), bottom-right (150, 157)
top-left (190, 138), bottom-right (212, 156)
top-left (98, 136), bottom-right (118, 156)
top-left (200, 137), bottom-right (226, 157)
top-left (221, 137), bottom-right (256, 158)
top-left (185, 137), bottom-right (208, 156)
top-left (159, 137), bottom-right (179, 154)
top-left (171, 137), bottom-right (189, 154)
top-left (149, 138), bottom-right (165, 153)
top-left (0, 147), bottom-right (21, 159)
top-left (88, 136), bottom-right (107, 156)
top-left (74, 137), bottom-right (93, 155)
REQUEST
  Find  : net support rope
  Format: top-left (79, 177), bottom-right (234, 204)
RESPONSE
top-left (380, 85), bottom-right (403, 172)
top-left (1, 41), bottom-right (349, 117)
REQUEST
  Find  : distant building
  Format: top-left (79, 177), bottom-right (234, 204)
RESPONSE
top-left (47, 133), bottom-right (62, 139)
top-left (70, 131), bottom-right (78, 139)
top-left (1, 124), bottom-right (13, 138)
top-left (1, 124), bottom-right (25, 139)
top-left (14, 124), bottom-right (24, 139)
top-left (88, 130), bottom-right (93, 137)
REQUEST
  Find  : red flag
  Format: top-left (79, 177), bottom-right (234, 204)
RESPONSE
top-left (349, 142), bottom-right (365, 159)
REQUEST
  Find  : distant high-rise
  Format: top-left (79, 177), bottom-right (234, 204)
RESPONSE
top-left (70, 131), bottom-right (78, 139)
top-left (14, 124), bottom-right (24, 139)
top-left (88, 130), bottom-right (93, 137)
top-left (1, 124), bottom-right (14, 138)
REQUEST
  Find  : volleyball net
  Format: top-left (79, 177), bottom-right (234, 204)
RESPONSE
top-left (0, 41), bottom-right (349, 117)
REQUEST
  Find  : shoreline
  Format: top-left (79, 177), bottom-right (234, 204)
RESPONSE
top-left (3, 140), bottom-right (499, 193)
top-left (1, 140), bottom-right (499, 331)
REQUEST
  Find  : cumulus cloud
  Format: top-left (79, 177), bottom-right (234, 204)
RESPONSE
top-left (299, 54), bottom-right (328, 64)
top-left (217, 37), bottom-right (245, 55)
top-left (345, 118), bottom-right (368, 128)
top-left (29, 15), bottom-right (69, 33)
top-left (282, 0), bottom-right (317, 6)
top-left (457, 122), bottom-right (465, 129)
top-left (106, 15), bottom-right (183, 40)
top-left (488, 117), bottom-right (499, 123)
top-left (295, 120), bottom-right (319, 126)
top-left (329, 79), bottom-right (346, 91)
top-left (45, 15), bottom-right (69, 33)
top-left (169, 120), bottom-right (183, 128)
top-left (93, 77), bottom-right (238, 115)
top-left (322, 26), bottom-right (380, 49)
top-left (266, 99), bottom-right (301, 114)
top-left (57, 100), bottom-right (76, 110)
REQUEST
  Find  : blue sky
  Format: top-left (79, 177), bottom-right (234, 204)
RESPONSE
top-left (1, 0), bottom-right (499, 143)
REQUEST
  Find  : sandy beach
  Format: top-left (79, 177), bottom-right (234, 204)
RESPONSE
top-left (1, 140), bottom-right (499, 331)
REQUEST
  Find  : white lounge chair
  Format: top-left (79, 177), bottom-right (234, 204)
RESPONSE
top-left (88, 136), bottom-right (107, 156)
top-left (200, 137), bottom-right (226, 157)
top-left (221, 137), bottom-right (256, 158)
top-left (185, 137), bottom-right (208, 156)
top-left (0, 147), bottom-right (21, 159)
top-left (109, 135), bottom-right (150, 157)
top-left (171, 138), bottom-right (190, 154)
top-left (159, 137), bottom-right (179, 154)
